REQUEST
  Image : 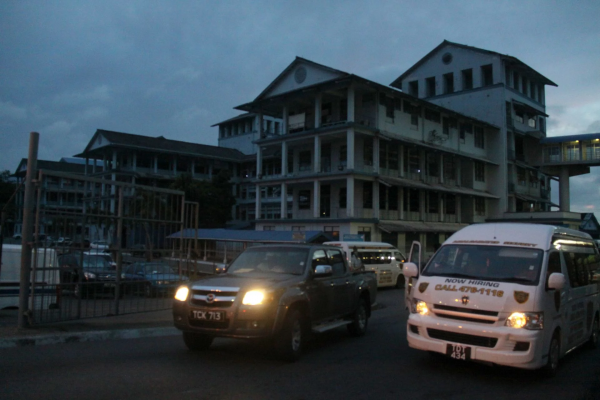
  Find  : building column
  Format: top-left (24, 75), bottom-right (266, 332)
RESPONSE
top-left (132, 152), bottom-right (137, 172)
top-left (373, 181), bottom-right (380, 219)
top-left (282, 106), bottom-right (289, 135)
top-left (399, 187), bottom-right (405, 220)
top-left (439, 194), bottom-right (444, 222)
top-left (255, 184), bottom-right (261, 220)
top-left (281, 141), bottom-right (288, 176)
top-left (173, 158), bottom-right (177, 175)
top-left (110, 151), bottom-right (117, 213)
top-left (314, 93), bottom-right (322, 129)
top-left (347, 129), bottom-right (355, 170)
top-left (257, 113), bottom-right (264, 136)
top-left (419, 190), bottom-right (426, 221)
top-left (92, 157), bottom-right (97, 174)
top-left (373, 137), bottom-right (380, 174)
top-left (456, 195), bottom-right (462, 223)
top-left (85, 157), bottom-right (89, 175)
top-left (346, 177), bottom-right (355, 217)
top-left (439, 153), bottom-right (444, 184)
top-left (347, 85), bottom-right (355, 122)
top-left (281, 183), bottom-right (287, 219)
top-left (314, 136), bottom-right (321, 173)
top-left (456, 157), bottom-right (462, 186)
top-left (313, 181), bottom-right (321, 218)
top-left (153, 156), bottom-right (158, 173)
top-left (419, 149), bottom-right (426, 179)
top-left (399, 145), bottom-right (405, 178)
top-left (559, 166), bottom-right (571, 211)
top-left (256, 146), bottom-right (263, 177)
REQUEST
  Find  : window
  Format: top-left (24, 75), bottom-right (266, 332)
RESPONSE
top-left (379, 184), bottom-right (387, 209)
top-left (517, 167), bottom-right (527, 186)
top-left (358, 227), bottom-right (371, 242)
top-left (513, 71), bottom-right (519, 90)
top-left (474, 161), bottom-right (485, 182)
top-left (388, 146), bottom-right (399, 170)
top-left (427, 153), bottom-right (439, 178)
top-left (363, 182), bottom-right (373, 208)
top-left (298, 190), bottom-right (311, 209)
top-left (385, 97), bottom-right (394, 119)
top-left (424, 108), bottom-right (441, 123)
top-left (339, 188), bottom-right (347, 208)
top-left (263, 226), bottom-right (275, 231)
top-left (443, 156), bottom-right (456, 181)
top-left (528, 116), bottom-right (536, 128)
top-left (462, 69), bottom-right (473, 90)
top-left (566, 144), bottom-right (580, 161)
top-left (443, 73), bottom-right (454, 94)
top-left (426, 77), bottom-right (436, 97)
top-left (364, 138), bottom-right (373, 166)
top-left (481, 64), bottom-right (493, 86)
top-left (403, 188), bottom-right (420, 213)
top-left (562, 243), bottom-right (600, 288)
top-left (459, 123), bottom-right (471, 142)
top-left (324, 226), bottom-right (340, 241)
top-left (389, 187), bottom-right (398, 211)
top-left (474, 198), bottom-right (486, 216)
top-left (442, 117), bottom-right (450, 136)
top-left (409, 80), bottom-right (419, 97)
top-left (515, 110), bottom-right (524, 124)
top-left (428, 192), bottom-right (439, 214)
top-left (446, 194), bottom-right (456, 214)
top-left (362, 93), bottom-right (375, 104)
top-left (380, 143), bottom-right (388, 168)
top-left (299, 151), bottom-right (311, 171)
top-left (474, 126), bottom-right (485, 149)
top-left (292, 226), bottom-right (305, 231)
top-left (339, 145), bottom-right (347, 169)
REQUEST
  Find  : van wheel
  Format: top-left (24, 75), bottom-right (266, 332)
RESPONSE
top-left (183, 332), bottom-right (213, 351)
top-left (588, 316), bottom-right (599, 349)
top-left (395, 275), bottom-right (405, 289)
top-left (542, 333), bottom-right (560, 378)
top-left (347, 298), bottom-right (369, 337)
top-left (274, 310), bottom-right (305, 362)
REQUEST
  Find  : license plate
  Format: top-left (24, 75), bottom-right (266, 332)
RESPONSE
top-left (446, 343), bottom-right (471, 361)
top-left (190, 310), bottom-right (225, 321)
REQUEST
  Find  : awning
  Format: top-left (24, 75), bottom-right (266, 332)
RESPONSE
top-left (379, 176), bottom-right (499, 199)
top-left (378, 221), bottom-right (468, 233)
top-left (512, 100), bottom-right (549, 118)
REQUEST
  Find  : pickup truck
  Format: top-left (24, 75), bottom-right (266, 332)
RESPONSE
top-left (173, 244), bottom-right (378, 361)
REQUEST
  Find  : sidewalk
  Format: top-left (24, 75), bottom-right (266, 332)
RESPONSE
top-left (0, 308), bottom-right (178, 349)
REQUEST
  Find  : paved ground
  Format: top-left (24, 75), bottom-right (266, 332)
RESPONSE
top-left (0, 307), bottom-right (178, 348)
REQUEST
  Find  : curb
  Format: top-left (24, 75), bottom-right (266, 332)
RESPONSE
top-left (0, 326), bottom-right (179, 349)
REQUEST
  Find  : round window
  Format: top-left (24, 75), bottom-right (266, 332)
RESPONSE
top-left (294, 67), bottom-right (307, 84)
top-left (442, 52), bottom-right (453, 65)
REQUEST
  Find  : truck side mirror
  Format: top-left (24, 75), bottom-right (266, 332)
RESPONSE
top-left (403, 262), bottom-right (419, 278)
top-left (314, 265), bottom-right (333, 277)
top-left (547, 272), bottom-right (565, 291)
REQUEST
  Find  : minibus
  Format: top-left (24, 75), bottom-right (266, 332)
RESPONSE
top-left (402, 223), bottom-right (600, 376)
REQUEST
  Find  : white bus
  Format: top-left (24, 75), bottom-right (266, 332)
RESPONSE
top-left (324, 241), bottom-right (406, 288)
top-left (403, 223), bottom-right (600, 376)
top-left (0, 244), bottom-right (59, 310)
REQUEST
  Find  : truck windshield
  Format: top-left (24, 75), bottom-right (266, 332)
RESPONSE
top-left (227, 247), bottom-right (309, 275)
top-left (422, 245), bottom-right (544, 285)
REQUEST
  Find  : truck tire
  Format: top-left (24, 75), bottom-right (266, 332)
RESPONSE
top-left (274, 310), bottom-right (305, 362)
top-left (183, 332), bottom-right (214, 351)
top-left (347, 298), bottom-right (369, 337)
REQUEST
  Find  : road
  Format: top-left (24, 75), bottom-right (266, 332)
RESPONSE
top-left (1, 289), bottom-right (600, 400)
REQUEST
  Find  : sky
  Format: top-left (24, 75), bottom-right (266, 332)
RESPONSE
top-left (1, 0), bottom-right (599, 219)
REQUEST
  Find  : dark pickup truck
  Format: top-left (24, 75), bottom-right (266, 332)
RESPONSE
top-left (173, 244), bottom-right (378, 361)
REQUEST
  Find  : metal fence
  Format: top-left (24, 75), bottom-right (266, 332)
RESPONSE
top-left (20, 169), bottom-right (205, 326)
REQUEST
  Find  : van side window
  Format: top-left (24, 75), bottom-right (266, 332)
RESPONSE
top-left (562, 242), bottom-right (598, 288)
top-left (326, 249), bottom-right (346, 276)
top-left (546, 252), bottom-right (561, 289)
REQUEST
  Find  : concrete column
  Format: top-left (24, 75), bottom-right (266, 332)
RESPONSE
top-left (373, 181), bottom-right (380, 219)
top-left (315, 93), bottom-right (322, 129)
top-left (374, 137), bottom-right (380, 174)
top-left (173, 158), bottom-right (177, 175)
top-left (283, 106), bottom-right (289, 135)
top-left (258, 113), bottom-right (264, 136)
top-left (456, 157), bottom-right (462, 186)
top-left (399, 187), bottom-right (405, 220)
top-left (419, 149), bottom-right (426, 180)
top-left (347, 129), bottom-right (355, 170)
top-left (419, 190), bottom-right (426, 221)
top-left (439, 153), bottom-right (444, 184)
top-left (85, 157), bottom-right (89, 175)
top-left (314, 136), bottom-right (321, 173)
top-left (439, 194), bottom-right (444, 222)
top-left (132, 152), bottom-right (137, 172)
top-left (281, 141), bottom-right (288, 176)
top-left (399, 145), bottom-right (405, 178)
top-left (153, 156), bottom-right (158, 173)
top-left (93, 158), bottom-right (97, 174)
top-left (257, 146), bottom-right (263, 177)
top-left (347, 85), bottom-right (355, 122)
top-left (255, 184), bottom-right (261, 220)
top-left (456, 195), bottom-right (462, 223)
top-left (559, 166), bottom-right (571, 211)
top-left (346, 177), bottom-right (355, 217)
top-left (313, 181), bottom-right (320, 218)
top-left (281, 183), bottom-right (287, 219)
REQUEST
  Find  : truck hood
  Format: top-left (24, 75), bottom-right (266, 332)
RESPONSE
top-left (191, 273), bottom-right (301, 291)
top-left (413, 276), bottom-right (539, 313)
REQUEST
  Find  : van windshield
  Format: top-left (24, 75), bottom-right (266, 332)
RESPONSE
top-left (422, 245), bottom-right (544, 285)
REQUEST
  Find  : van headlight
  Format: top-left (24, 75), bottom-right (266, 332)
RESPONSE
top-left (174, 286), bottom-right (189, 302)
top-left (506, 312), bottom-right (543, 330)
top-left (242, 290), bottom-right (265, 305)
top-left (411, 299), bottom-right (429, 315)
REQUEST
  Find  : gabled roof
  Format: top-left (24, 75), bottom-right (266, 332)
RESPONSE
top-left (211, 112), bottom-right (256, 127)
top-left (390, 40), bottom-right (557, 88)
top-left (75, 129), bottom-right (245, 162)
top-left (14, 158), bottom-right (87, 176)
top-left (253, 56), bottom-right (350, 102)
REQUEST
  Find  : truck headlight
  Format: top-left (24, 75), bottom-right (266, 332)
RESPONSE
top-left (174, 286), bottom-right (189, 302)
top-left (506, 312), bottom-right (543, 330)
top-left (411, 299), bottom-right (429, 315)
top-left (242, 290), bottom-right (265, 305)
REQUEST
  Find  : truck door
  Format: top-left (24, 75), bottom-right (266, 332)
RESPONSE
top-left (307, 249), bottom-right (333, 322)
top-left (326, 248), bottom-right (355, 317)
top-left (405, 241), bottom-right (422, 310)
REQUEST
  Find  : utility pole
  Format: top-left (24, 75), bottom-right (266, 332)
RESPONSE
top-left (18, 132), bottom-right (39, 329)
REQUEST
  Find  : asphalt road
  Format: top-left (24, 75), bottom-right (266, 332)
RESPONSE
top-left (1, 289), bottom-right (600, 400)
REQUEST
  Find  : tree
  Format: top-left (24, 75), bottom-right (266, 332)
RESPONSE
top-left (170, 171), bottom-right (236, 228)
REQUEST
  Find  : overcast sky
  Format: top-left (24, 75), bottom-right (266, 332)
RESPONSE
top-left (1, 1), bottom-right (599, 219)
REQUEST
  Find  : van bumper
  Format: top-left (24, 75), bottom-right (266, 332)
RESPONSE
top-left (406, 314), bottom-right (546, 370)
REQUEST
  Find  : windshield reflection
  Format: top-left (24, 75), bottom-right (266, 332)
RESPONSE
top-left (227, 248), bottom-right (308, 275)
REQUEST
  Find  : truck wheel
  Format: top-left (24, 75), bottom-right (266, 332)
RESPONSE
top-left (183, 332), bottom-right (214, 351)
top-left (542, 333), bottom-right (560, 378)
top-left (395, 275), bottom-right (405, 289)
top-left (588, 316), bottom-right (599, 349)
top-left (347, 298), bottom-right (369, 337)
top-left (274, 310), bottom-right (305, 362)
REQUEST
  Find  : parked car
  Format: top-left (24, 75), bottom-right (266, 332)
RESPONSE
top-left (58, 253), bottom-right (120, 298)
top-left (122, 262), bottom-right (187, 297)
top-left (90, 240), bottom-right (110, 251)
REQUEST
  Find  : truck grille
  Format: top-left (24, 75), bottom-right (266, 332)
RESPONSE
top-left (190, 285), bottom-right (239, 308)
top-left (432, 304), bottom-right (499, 324)
top-left (427, 328), bottom-right (498, 348)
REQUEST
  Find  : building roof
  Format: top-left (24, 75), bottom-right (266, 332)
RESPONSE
top-left (211, 112), bottom-right (256, 127)
top-left (14, 158), bottom-right (87, 176)
top-left (75, 129), bottom-right (245, 162)
top-left (166, 229), bottom-right (333, 243)
top-left (541, 132), bottom-right (600, 144)
top-left (379, 221), bottom-right (468, 234)
top-left (390, 40), bottom-right (558, 88)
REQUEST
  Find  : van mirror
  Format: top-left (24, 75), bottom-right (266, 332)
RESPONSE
top-left (403, 262), bottom-right (419, 278)
top-left (548, 272), bottom-right (565, 291)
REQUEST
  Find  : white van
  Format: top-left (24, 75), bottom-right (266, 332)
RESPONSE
top-left (0, 244), bottom-right (59, 310)
top-left (402, 223), bottom-right (600, 376)
top-left (324, 241), bottom-right (406, 288)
